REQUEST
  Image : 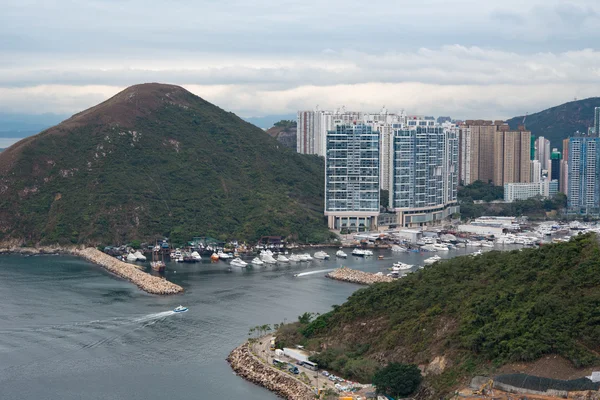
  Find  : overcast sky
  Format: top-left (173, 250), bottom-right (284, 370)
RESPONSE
top-left (1, 0), bottom-right (600, 119)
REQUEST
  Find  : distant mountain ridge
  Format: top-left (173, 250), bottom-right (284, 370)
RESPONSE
top-left (0, 83), bottom-right (330, 245)
top-left (507, 97), bottom-right (600, 148)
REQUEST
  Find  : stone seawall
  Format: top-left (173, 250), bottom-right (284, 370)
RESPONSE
top-left (0, 243), bottom-right (183, 295)
top-left (326, 266), bottom-right (394, 285)
top-left (72, 248), bottom-right (183, 295)
top-left (227, 342), bottom-right (315, 400)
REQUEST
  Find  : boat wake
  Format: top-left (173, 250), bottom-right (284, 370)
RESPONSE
top-left (133, 310), bottom-right (176, 323)
top-left (294, 269), bottom-right (334, 277)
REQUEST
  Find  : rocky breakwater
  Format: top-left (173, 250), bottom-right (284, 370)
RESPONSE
top-left (72, 248), bottom-right (184, 295)
top-left (327, 266), bottom-right (394, 285)
top-left (227, 342), bottom-right (314, 400)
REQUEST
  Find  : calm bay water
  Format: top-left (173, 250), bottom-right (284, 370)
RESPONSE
top-left (0, 246), bottom-right (506, 399)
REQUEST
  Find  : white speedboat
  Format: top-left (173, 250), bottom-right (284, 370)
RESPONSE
top-left (251, 257), bottom-right (264, 266)
top-left (126, 252), bottom-right (137, 262)
top-left (363, 249), bottom-right (373, 256)
top-left (288, 254), bottom-right (302, 262)
top-left (432, 244), bottom-right (449, 252)
top-left (302, 253), bottom-right (313, 261)
top-left (277, 255), bottom-right (290, 263)
top-left (191, 251), bottom-right (202, 261)
top-left (174, 305), bottom-right (188, 313)
top-left (472, 250), bottom-right (483, 256)
top-left (313, 251), bottom-right (329, 260)
top-left (230, 258), bottom-right (248, 267)
top-left (336, 250), bottom-right (347, 258)
top-left (421, 244), bottom-right (438, 252)
top-left (352, 248), bottom-right (365, 256)
top-left (479, 242), bottom-right (494, 248)
top-left (391, 245), bottom-right (407, 252)
top-left (260, 251), bottom-right (277, 264)
top-left (218, 251), bottom-right (233, 259)
top-left (133, 251), bottom-right (147, 261)
top-left (424, 255), bottom-right (442, 265)
top-left (392, 262), bottom-right (413, 271)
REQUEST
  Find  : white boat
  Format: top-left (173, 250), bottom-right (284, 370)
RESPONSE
top-left (432, 243), bottom-right (449, 252)
top-left (191, 251), bottom-right (202, 261)
top-left (174, 305), bottom-right (188, 313)
top-left (352, 248), bottom-right (365, 256)
top-left (336, 250), bottom-right (348, 258)
top-left (260, 251), bottom-right (277, 264)
top-left (176, 255), bottom-right (184, 263)
top-left (251, 257), bottom-right (265, 265)
top-left (218, 251), bottom-right (233, 259)
top-left (288, 254), bottom-right (302, 262)
top-left (391, 262), bottom-right (413, 271)
top-left (424, 255), bottom-right (442, 265)
top-left (472, 250), bottom-right (483, 256)
top-left (363, 249), bottom-right (373, 256)
top-left (133, 251), bottom-right (147, 261)
top-left (480, 242), bottom-right (494, 248)
top-left (391, 245), bottom-right (407, 252)
top-left (277, 255), bottom-right (290, 263)
top-left (313, 251), bottom-right (329, 260)
top-left (466, 241), bottom-right (481, 247)
top-left (126, 252), bottom-right (137, 262)
top-left (230, 258), bottom-right (248, 267)
top-left (302, 253), bottom-right (313, 261)
top-left (421, 244), bottom-right (438, 252)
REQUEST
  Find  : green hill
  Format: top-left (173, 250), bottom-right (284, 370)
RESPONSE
top-left (0, 83), bottom-right (330, 245)
top-left (278, 234), bottom-right (600, 396)
top-left (507, 97), bottom-right (600, 148)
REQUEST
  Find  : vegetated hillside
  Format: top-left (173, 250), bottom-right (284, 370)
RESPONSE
top-left (0, 83), bottom-right (330, 245)
top-left (507, 97), bottom-right (600, 148)
top-left (265, 120), bottom-right (297, 150)
top-left (278, 234), bottom-right (600, 397)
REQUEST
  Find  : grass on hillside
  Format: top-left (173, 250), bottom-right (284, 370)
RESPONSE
top-left (277, 234), bottom-right (600, 392)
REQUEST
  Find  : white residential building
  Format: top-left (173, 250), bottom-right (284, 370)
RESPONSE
top-left (530, 160), bottom-right (541, 182)
top-left (390, 118), bottom-right (459, 227)
top-left (325, 124), bottom-right (380, 232)
top-left (503, 180), bottom-right (556, 202)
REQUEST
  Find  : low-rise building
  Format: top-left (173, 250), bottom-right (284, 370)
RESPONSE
top-left (504, 180), bottom-right (556, 203)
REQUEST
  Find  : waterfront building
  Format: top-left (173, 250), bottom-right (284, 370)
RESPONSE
top-left (325, 124), bottom-right (380, 232)
top-left (503, 180), bottom-right (555, 203)
top-left (390, 120), bottom-right (459, 227)
top-left (568, 136), bottom-right (600, 214)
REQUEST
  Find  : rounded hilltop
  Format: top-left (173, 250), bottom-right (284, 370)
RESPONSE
top-left (0, 83), bottom-right (330, 246)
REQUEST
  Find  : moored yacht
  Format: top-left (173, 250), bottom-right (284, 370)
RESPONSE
top-left (230, 258), bottom-right (248, 267)
top-left (277, 254), bottom-right (290, 263)
top-left (251, 257), bottom-right (264, 265)
top-left (424, 255), bottom-right (442, 265)
top-left (313, 251), bottom-right (329, 260)
top-left (336, 250), bottom-right (348, 258)
top-left (352, 248), bottom-right (365, 256)
top-left (288, 254), bottom-right (302, 262)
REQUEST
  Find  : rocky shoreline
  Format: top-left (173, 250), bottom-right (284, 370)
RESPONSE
top-left (0, 243), bottom-right (183, 295)
top-left (326, 266), bottom-right (394, 285)
top-left (227, 342), bottom-right (315, 400)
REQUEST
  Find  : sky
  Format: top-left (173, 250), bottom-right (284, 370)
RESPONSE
top-left (1, 0), bottom-right (600, 119)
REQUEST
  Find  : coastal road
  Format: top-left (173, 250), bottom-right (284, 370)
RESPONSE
top-left (251, 337), bottom-right (372, 397)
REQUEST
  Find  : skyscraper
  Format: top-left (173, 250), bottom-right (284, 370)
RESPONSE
top-left (324, 124), bottom-right (380, 232)
top-left (595, 107), bottom-right (600, 136)
top-left (550, 149), bottom-right (561, 185)
top-left (560, 138), bottom-right (569, 194)
top-left (390, 120), bottom-right (459, 227)
top-left (568, 136), bottom-right (600, 214)
top-left (493, 127), bottom-right (532, 186)
top-left (535, 136), bottom-right (551, 172)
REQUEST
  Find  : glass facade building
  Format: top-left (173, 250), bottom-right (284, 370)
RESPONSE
top-left (325, 124), bottom-right (380, 232)
top-left (568, 137), bottom-right (600, 214)
top-left (391, 123), bottom-right (459, 227)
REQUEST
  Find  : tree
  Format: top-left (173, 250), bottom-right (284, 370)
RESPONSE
top-left (372, 363), bottom-right (422, 398)
top-left (129, 239), bottom-right (141, 249)
top-left (298, 312), bottom-right (315, 324)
